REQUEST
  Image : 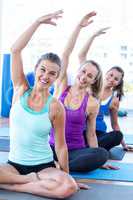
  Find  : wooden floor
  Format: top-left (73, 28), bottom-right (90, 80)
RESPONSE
top-left (0, 116), bottom-right (133, 186)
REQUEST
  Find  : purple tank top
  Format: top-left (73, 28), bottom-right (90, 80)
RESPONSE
top-left (49, 86), bottom-right (89, 150)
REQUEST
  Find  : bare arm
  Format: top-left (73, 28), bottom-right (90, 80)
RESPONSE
top-left (78, 27), bottom-right (110, 65)
top-left (10, 10), bottom-right (63, 90)
top-left (110, 98), bottom-right (130, 149)
top-left (110, 97), bottom-right (120, 131)
top-left (51, 100), bottom-right (69, 173)
top-left (86, 96), bottom-right (99, 147)
top-left (54, 11), bottom-right (96, 97)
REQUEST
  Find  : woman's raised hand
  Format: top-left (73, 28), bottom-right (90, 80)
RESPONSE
top-left (79, 11), bottom-right (97, 28)
top-left (37, 10), bottom-right (63, 26)
top-left (93, 27), bottom-right (110, 37)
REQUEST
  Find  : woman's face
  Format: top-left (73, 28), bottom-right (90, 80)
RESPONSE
top-left (105, 69), bottom-right (122, 88)
top-left (35, 59), bottom-right (60, 89)
top-left (76, 62), bottom-right (98, 88)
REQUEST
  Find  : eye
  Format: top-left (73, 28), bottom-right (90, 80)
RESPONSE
top-left (87, 74), bottom-right (93, 79)
top-left (40, 67), bottom-right (45, 72)
top-left (115, 77), bottom-right (119, 81)
top-left (49, 72), bottom-right (56, 76)
top-left (82, 70), bottom-right (86, 73)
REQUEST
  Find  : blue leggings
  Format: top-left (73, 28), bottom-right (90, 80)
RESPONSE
top-left (51, 146), bottom-right (108, 172)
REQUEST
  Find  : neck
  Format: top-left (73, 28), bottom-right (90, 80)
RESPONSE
top-left (103, 83), bottom-right (113, 92)
top-left (30, 86), bottom-right (50, 100)
top-left (71, 84), bottom-right (86, 95)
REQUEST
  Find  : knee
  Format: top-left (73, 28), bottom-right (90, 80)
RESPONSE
top-left (114, 131), bottom-right (123, 144)
top-left (97, 147), bottom-right (109, 163)
top-left (56, 174), bottom-right (78, 199)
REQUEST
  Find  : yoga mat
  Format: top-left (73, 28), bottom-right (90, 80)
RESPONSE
top-left (71, 162), bottom-right (133, 182)
top-left (0, 151), bottom-right (8, 163)
top-left (0, 127), bottom-right (9, 137)
top-left (0, 183), bottom-right (133, 200)
top-left (109, 146), bottom-right (125, 160)
top-left (0, 138), bottom-right (10, 152)
top-left (1, 54), bottom-right (12, 117)
top-left (124, 134), bottom-right (133, 145)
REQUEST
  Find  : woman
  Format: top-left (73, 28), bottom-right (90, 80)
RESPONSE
top-left (49, 12), bottom-right (109, 172)
top-left (78, 27), bottom-right (133, 152)
top-left (0, 10), bottom-right (78, 199)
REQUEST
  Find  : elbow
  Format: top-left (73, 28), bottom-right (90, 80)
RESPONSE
top-left (10, 45), bottom-right (21, 54)
top-left (62, 52), bottom-right (70, 60)
top-left (78, 54), bottom-right (86, 64)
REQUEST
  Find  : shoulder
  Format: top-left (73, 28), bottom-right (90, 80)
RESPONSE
top-left (86, 95), bottom-right (100, 114)
top-left (12, 83), bottom-right (29, 103)
top-left (110, 96), bottom-right (120, 110)
top-left (50, 97), bottom-right (65, 118)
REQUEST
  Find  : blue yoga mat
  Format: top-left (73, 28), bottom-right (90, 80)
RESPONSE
top-left (71, 162), bottom-right (133, 182)
top-left (0, 138), bottom-right (10, 152)
top-left (124, 134), bottom-right (133, 144)
top-left (1, 54), bottom-right (12, 117)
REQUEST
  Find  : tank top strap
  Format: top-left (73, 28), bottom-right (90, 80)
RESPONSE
top-left (59, 86), bottom-right (71, 102)
top-left (107, 94), bottom-right (114, 107)
top-left (81, 93), bottom-right (89, 111)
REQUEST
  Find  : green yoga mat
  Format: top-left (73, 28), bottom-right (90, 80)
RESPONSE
top-left (71, 162), bottom-right (133, 182)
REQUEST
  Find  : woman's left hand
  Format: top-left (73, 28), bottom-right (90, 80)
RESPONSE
top-left (101, 164), bottom-right (120, 170)
top-left (123, 145), bottom-right (133, 152)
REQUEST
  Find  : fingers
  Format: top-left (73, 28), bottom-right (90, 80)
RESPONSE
top-left (124, 146), bottom-right (133, 152)
top-left (77, 182), bottom-right (91, 190)
top-left (86, 11), bottom-right (97, 18)
top-left (52, 9), bottom-right (63, 19)
top-left (101, 165), bottom-right (120, 170)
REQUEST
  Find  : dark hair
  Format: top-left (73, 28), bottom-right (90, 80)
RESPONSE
top-left (108, 66), bottom-right (124, 101)
top-left (81, 60), bottom-right (103, 98)
top-left (34, 52), bottom-right (61, 71)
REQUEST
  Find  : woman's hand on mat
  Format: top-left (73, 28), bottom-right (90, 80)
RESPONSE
top-left (36, 10), bottom-right (63, 26)
top-left (79, 11), bottom-right (96, 28)
top-left (123, 145), bottom-right (133, 152)
top-left (101, 164), bottom-right (120, 170)
top-left (76, 182), bottom-right (91, 190)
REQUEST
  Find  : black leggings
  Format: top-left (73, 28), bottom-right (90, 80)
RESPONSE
top-left (96, 130), bottom-right (123, 151)
top-left (51, 146), bottom-right (108, 172)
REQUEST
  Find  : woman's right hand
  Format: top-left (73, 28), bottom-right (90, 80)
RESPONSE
top-left (37, 10), bottom-right (63, 26)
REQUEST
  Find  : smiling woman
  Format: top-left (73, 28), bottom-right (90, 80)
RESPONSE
top-left (0, 10), bottom-right (78, 199)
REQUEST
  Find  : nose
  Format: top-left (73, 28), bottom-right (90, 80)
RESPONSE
top-left (81, 74), bottom-right (87, 81)
top-left (42, 72), bottom-right (49, 80)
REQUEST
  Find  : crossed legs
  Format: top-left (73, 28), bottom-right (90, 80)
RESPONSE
top-left (0, 164), bottom-right (78, 199)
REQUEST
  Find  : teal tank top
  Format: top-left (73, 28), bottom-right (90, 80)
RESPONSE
top-left (9, 88), bottom-right (54, 165)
